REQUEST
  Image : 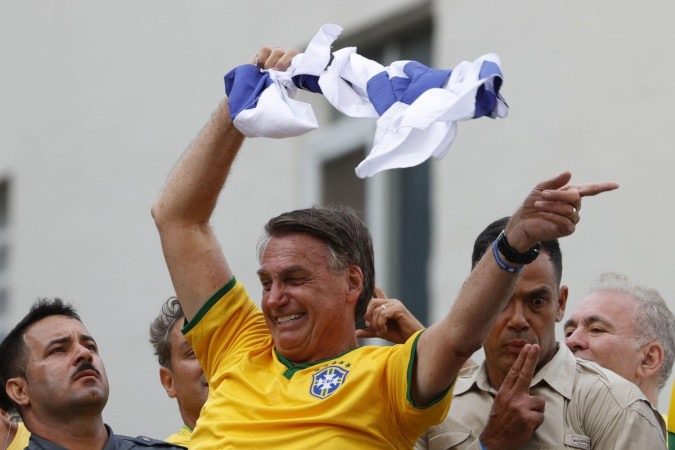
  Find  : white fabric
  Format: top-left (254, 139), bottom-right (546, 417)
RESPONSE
top-left (226, 24), bottom-right (508, 178)
top-left (319, 48), bottom-right (383, 118)
top-left (355, 54), bottom-right (507, 177)
top-left (230, 24), bottom-right (343, 138)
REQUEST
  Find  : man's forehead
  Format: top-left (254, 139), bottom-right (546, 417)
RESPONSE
top-left (24, 315), bottom-right (92, 342)
top-left (170, 318), bottom-right (189, 348)
top-left (514, 257), bottom-right (559, 293)
top-left (258, 234), bottom-right (334, 278)
top-left (257, 263), bottom-right (309, 277)
top-left (262, 234), bottom-right (329, 259)
top-left (567, 310), bottom-right (609, 326)
top-left (170, 315), bottom-right (185, 333)
top-left (576, 291), bottom-right (636, 321)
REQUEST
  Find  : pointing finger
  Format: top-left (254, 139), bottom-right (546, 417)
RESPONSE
top-left (555, 182), bottom-right (619, 198)
top-left (574, 182), bottom-right (620, 198)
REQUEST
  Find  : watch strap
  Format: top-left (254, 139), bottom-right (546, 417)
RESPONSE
top-left (496, 230), bottom-right (540, 265)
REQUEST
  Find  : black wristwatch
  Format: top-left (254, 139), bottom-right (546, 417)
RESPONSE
top-left (496, 230), bottom-right (540, 265)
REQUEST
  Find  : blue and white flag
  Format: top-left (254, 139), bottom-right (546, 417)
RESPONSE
top-left (224, 24), bottom-right (508, 178)
top-left (224, 24), bottom-right (342, 138)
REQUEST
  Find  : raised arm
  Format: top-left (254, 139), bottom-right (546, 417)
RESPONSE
top-left (411, 171), bottom-right (618, 405)
top-left (151, 47), bottom-right (297, 320)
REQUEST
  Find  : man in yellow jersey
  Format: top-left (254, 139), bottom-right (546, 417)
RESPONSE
top-left (0, 408), bottom-right (29, 450)
top-left (0, 299), bottom-right (185, 450)
top-left (150, 297), bottom-right (209, 447)
top-left (152, 45), bottom-right (618, 449)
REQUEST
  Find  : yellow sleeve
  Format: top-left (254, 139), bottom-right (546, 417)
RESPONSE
top-left (668, 379), bottom-right (675, 448)
top-left (7, 422), bottom-right (30, 450)
top-left (164, 426), bottom-right (192, 447)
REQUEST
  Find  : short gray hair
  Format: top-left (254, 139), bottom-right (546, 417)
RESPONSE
top-left (590, 272), bottom-right (675, 390)
top-left (149, 297), bottom-right (184, 369)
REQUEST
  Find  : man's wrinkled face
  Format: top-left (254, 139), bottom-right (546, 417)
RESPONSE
top-left (258, 233), bottom-right (361, 363)
top-left (564, 291), bottom-right (642, 383)
top-left (483, 253), bottom-right (567, 388)
top-left (20, 315), bottom-right (109, 415)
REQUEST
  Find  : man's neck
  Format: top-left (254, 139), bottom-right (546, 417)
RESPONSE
top-left (180, 409), bottom-right (197, 431)
top-left (640, 382), bottom-right (658, 408)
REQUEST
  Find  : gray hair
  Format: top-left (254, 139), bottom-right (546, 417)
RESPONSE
top-left (149, 297), bottom-right (184, 369)
top-left (590, 272), bottom-right (675, 390)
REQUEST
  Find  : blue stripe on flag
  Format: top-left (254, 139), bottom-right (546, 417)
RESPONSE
top-left (472, 60), bottom-right (503, 118)
top-left (399, 62), bottom-right (451, 105)
top-left (367, 63), bottom-right (452, 115)
top-left (293, 74), bottom-right (322, 93)
top-left (478, 60), bottom-right (502, 79)
top-left (366, 71), bottom-right (397, 116)
top-left (224, 65), bottom-right (273, 118)
top-left (474, 86), bottom-right (497, 119)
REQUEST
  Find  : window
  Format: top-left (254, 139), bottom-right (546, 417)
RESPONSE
top-left (302, 7), bottom-right (433, 325)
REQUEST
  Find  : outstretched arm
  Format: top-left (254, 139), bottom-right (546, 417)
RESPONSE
top-left (152, 47), bottom-right (297, 320)
top-left (411, 172), bottom-right (618, 405)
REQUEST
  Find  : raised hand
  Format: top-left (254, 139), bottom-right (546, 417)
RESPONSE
top-left (248, 46), bottom-right (299, 71)
top-left (355, 287), bottom-right (424, 344)
top-left (479, 344), bottom-right (545, 450)
top-left (505, 172), bottom-right (618, 252)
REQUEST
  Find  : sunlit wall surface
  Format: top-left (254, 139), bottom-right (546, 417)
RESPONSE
top-left (1, 0), bottom-right (673, 437)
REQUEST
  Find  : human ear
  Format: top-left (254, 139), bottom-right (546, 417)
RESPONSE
top-left (159, 367), bottom-right (177, 398)
top-left (5, 377), bottom-right (29, 407)
top-left (555, 285), bottom-right (569, 322)
top-left (345, 265), bottom-right (364, 305)
top-left (637, 342), bottom-right (664, 381)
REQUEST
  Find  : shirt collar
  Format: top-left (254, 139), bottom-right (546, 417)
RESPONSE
top-left (455, 343), bottom-right (576, 400)
top-left (29, 424), bottom-right (114, 450)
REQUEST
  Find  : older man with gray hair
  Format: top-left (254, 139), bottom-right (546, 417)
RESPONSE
top-left (564, 272), bottom-right (675, 408)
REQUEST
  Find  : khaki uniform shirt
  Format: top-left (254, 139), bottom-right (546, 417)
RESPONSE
top-left (416, 345), bottom-right (666, 450)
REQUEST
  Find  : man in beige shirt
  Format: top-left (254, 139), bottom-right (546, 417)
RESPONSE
top-left (564, 272), bottom-right (675, 410)
top-left (363, 217), bottom-right (666, 449)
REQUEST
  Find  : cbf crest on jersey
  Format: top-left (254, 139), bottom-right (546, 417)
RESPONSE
top-left (310, 365), bottom-right (349, 399)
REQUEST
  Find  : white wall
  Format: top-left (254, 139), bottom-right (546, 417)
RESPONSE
top-left (1, 0), bottom-right (673, 439)
top-left (0, 0), bottom-right (425, 437)
top-left (430, 0), bottom-right (675, 410)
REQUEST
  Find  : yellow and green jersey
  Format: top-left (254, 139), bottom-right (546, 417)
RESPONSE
top-left (7, 422), bottom-right (30, 450)
top-left (164, 425), bottom-right (191, 447)
top-left (668, 383), bottom-right (674, 448)
top-left (184, 277), bottom-right (452, 449)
